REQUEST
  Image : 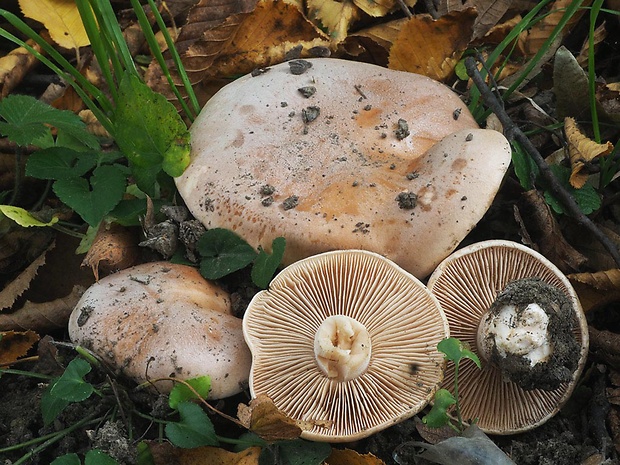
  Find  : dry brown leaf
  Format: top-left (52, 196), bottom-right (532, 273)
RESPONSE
top-left (0, 330), bottom-right (39, 366)
top-left (568, 269), bottom-right (620, 313)
top-left (514, 189), bottom-right (587, 273)
top-left (388, 9), bottom-right (477, 82)
top-left (147, 442), bottom-right (261, 465)
top-left (0, 39), bottom-right (44, 97)
top-left (564, 117), bottom-right (614, 188)
top-left (325, 448), bottom-right (386, 464)
top-left (517, 0), bottom-right (591, 56)
top-left (577, 21), bottom-right (607, 67)
top-left (208, 0), bottom-right (331, 78)
top-left (341, 18), bottom-right (405, 66)
top-left (82, 223), bottom-right (139, 281)
top-left (306, 0), bottom-right (363, 42)
top-left (0, 285), bottom-right (86, 332)
top-left (19, 0), bottom-right (90, 50)
top-left (438, 0), bottom-right (512, 39)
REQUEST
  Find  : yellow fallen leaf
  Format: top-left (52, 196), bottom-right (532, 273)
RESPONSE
top-left (0, 330), bottom-right (39, 366)
top-left (388, 9), bottom-right (477, 82)
top-left (147, 442), bottom-right (262, 465)
top-left (564, 117), bottom-right (614, 188)
top-left (19, 0), bottom-right (90, 50)
top-left (0, 39), bottom-right (44, 97)
top-left (306, 0), bottom-right (363, 42)
top-left (568, 269), bottom-right (620, 313)
top-left (325, 448), bottom-right (386, 464)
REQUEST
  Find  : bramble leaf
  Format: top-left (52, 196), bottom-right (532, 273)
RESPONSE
top-left (198, 228), bottom-right (258, 280)
top-left (251, 237), bottom-right (286, 289)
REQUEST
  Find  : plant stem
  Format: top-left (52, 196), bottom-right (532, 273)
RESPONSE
top-left (453, 362), bottom-right (464, 431)
top-left (464, 56), bottom-right (620, 267)
top-left (0, 368), bottom-right (54, 380)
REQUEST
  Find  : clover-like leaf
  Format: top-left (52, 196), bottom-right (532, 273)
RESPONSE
top-left (251, 237), bottom-right (286, 289)
top-left (49, 358), bottom-right (94, 402)
top-left (198, 228), bottom-right (257, 280)
top-left (165, 401), bottom-right (218, 448)
top-left (169, 376), bottom-right (211, 409)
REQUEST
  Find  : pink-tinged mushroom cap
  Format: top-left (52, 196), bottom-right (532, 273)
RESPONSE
top-left (242, 250), bottom-right (450, 442)
top-left (427, 240), bottom-right (589, 434)
top-left (176, 58), bottom-right (512, 278)
top-left (68, 262), bottom-right (251, 399)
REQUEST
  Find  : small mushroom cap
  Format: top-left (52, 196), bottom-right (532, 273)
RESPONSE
top-left (68, 262), bottom-right (251, 399)
top-left (243, 250), bottom-right (450, 442)
top-left (176, 58), bottom-right (512, 278)
top-left (427, 240), bottom-right (589, 434)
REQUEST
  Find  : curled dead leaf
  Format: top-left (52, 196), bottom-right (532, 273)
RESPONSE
top-left (568, 269), bottom-right (620, 313)
top-left (0, 39), bottom-right (44, 97)
top-left (0, 330), bottom-right (39, 366)
top-left (82, 223), bottom-right (139, 280)
top-left (325, 448), bottom-right (386, 464)
top-left (147, 442), bottom-right (261, 465)
top-left (564, 117), bottom-right (613, 188)
top-left (237, 394), bottom-right (332, 441)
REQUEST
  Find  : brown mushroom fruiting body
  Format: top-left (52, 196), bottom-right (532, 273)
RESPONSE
top-left (427, 240), bottom-right (589, 434)
top-left (243, 250), bottom-right (450, 442)
top-left (176, 58), bottom-right (512, 278)
top-left (68, 262), bottom-right (251, 399)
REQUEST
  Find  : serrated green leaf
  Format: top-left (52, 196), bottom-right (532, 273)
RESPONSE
top-left (0, 94), bottom-right (98, 148)
top-left (85, 449), bottom-right (120, 465)
top-left (0, 205), bottom-right (59, 227)
top-left (41, 379), bottom-right (71, 425)
top-left (169, 376), bottom-right (211, 409)
top-left (113, 73), bottom-right (190, 195)
top-left (26, 148), bottom-right (94, 180)
top-left (53, 165), bottom-right (127, 226)
top-left (50, 358), bottom-right (94, 402)
top-left (251, 237), bottom-right (286, 289)
top-left (165, 401), bottom-right (218, 448)
top-left (198, 228), bottom-right (257, 280)
top-left (544, 164), bottom-right (602, 215)
top-left (422, 389), bottom-right (457, 428)
top-left (51, 453), bottom-right (81, 465)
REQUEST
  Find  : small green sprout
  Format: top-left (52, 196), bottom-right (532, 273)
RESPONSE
top-left (423, 337), bottom-right (481, 433)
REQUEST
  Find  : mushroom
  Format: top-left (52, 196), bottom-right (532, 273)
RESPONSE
top-left (242, 249), bottom-right (450, 442)
top-left (426, 240), bottom-right (589, 434)
top-left (68, 262), bottom-right (251, 399)
top-left (176, 58), bottom-right (512, 278)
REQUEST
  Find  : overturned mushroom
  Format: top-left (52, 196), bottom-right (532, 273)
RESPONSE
top-left (68, 262), bottom-right (251, 399)
top-left (176, 58), bottom-right (512, 278)
top-left (427, 240), bottom-right (589, 434)
top-left (242, 250), bottom-right (449, 442)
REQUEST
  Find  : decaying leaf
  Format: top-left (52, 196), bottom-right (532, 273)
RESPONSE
top-left (82, 223), bottom-right (139, 281)
top-left (306, 0), bottom-right (363, 42)
top-left (19, 0), bottom-right (90, 50)
top-left (564, 117), bottom-right (614, 188)
top-left (437, 0), bottom-right (512, 40)
top-left (576, 22), bottom-right (607, 67)
top-left (342, 18), bottom-right (404, 66)
top-left (237, 394), bottom-right (332, 441)
top-left (388, 9), bottom-right (477, 82)
top-left (568, 269), bottom-right (620, 313)
top-left (325, 448), bottom-right (386, 464)
top-left (0, 330), bottom-right (39, 366)
top-left (0, 39), bottom-right (44, 98)
top-left (553, 46), bottom-right (592, 120)
top-left (514, 190), bottom-right (587, 274)
top-left (147, 442), bottom-right (262, 465)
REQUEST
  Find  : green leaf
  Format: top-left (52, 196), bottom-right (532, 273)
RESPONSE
top-left (85, 450), bottom-right (120, 465)
top-left (511, 140), bottom-right (539, 190)
top-left (0, 94), bottom-right (99, 148)
top-left (422, 389), bottom-right (457, 428)
top-left (198, 228), bottom-right (258, 280)
top-left (251, 237), bottom-right (286, 289)
top-left (544, 164), bottom-right (601, 215)
top-left (26, 148), bottom-right (94, 180)
top-left (113, 73), bottom-right (190, 194)
top-left (437, 337), bottom-right (481, 368)
top-left (0, 205), bottom-right (59, 227)
top-left (41, 379), bottom-right (71, 425)
top-left (165, 401), bottom-right (219, 448)
top-left (278, 439), bottom-right (332, 465)
top-left (53, 164), bottom-right (127, 226)
top-left (50, 358), bottom-right (94, 402)
top-left (169, 376), bottom-right (211, 409)
top-left (51, 453), bottom-right (81, 465)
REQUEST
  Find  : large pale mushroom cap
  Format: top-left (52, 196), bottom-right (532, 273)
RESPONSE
top-left (427, 240), bottom-right (589, 434)
top-left (176, 58), bottom-right (512, 278)
top-left (68, 262), bottom-right (251, 399)
top-left (242, 250), bottom-right (449, 442)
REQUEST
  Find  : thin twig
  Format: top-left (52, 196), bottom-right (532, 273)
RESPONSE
top-left (464, 56), bottom-right (620, 268)
top-left (397, 0), bottom-right (414, 18)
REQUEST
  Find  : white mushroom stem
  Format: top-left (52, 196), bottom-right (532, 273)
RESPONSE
top-left (477, 303), bottom-right (552, 367)
top-left (314, 315), bottom-right (371, 382)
